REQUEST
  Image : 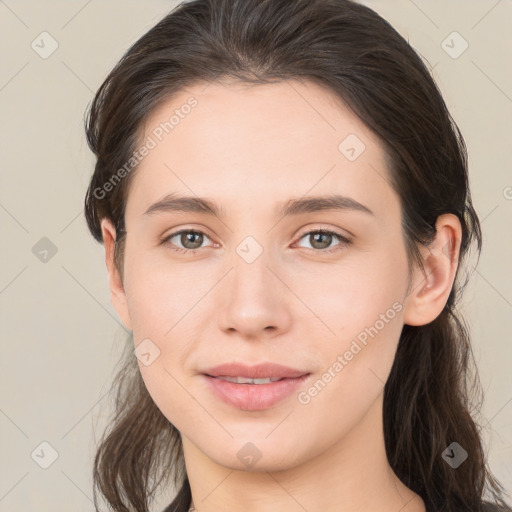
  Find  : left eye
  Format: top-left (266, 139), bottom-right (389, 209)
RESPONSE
top-left (294, 229), bottom-right (350, 252)
top-left (162, 228), bottom-right (350, 254)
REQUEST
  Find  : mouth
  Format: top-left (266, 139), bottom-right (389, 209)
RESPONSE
top-left (202, 373), bottom-right (312, 410)
top-left (205, 375), bottom-right (288, 384)
top-left (201, 361), bottom-right (309, 380)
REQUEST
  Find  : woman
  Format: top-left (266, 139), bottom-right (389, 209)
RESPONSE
top-left (83, 0), bottom-right (511, 511)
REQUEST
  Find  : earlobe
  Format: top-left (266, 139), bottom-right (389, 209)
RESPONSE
top-left (100, 218), bottom-right (132, 331)
top-left (403, 214), bottom-right (462, 327)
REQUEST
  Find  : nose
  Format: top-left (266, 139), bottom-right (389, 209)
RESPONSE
top-left (217, 247), bottom-right (292, 340)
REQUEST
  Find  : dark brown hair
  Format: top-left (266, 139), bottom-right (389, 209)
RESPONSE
top-left (83, 1), bottom-right (511, 511)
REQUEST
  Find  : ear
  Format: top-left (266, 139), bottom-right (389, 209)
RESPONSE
top-left (100, 218), bottom-right (132, 331)
top-left (402, 213), bottom-right (462, 327)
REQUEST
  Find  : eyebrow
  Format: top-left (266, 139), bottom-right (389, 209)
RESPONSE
top-left (143, 193), bottom-right (375, 218)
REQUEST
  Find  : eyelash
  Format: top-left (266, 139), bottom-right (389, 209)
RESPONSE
top-left (162, 228), bottom-right (351, 255)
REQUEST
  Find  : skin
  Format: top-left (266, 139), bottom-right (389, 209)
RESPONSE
top-left (101, 79), bottom-right (462, 512)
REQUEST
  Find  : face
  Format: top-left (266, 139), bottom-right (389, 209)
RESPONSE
top-left (101, 79), bottom-right (458, 472)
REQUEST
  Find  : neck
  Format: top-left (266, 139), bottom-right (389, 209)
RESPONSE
top-left (182, 392), bottom-right (425, 512)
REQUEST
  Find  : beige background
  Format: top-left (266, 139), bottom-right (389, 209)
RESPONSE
top-left (0, 1), bottom-right (511, 510)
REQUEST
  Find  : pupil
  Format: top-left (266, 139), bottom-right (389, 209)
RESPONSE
top-left (312, 232), bottom-right (331, 249)
top-left (183, 232), bottom-right (202, 249)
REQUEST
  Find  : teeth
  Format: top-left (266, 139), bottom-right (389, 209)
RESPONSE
top-left (215, 376), bottom-right (283, 384)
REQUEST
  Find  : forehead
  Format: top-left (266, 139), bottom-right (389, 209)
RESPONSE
top-left (125, 79), bottom-right (398, 223)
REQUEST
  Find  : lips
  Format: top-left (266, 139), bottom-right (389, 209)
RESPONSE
top-left (202, 362), bottom-right (309, 380)
top-left (200, 362), bottom-right (311, 410)
top-left (203, 373), bottom-right (311, 410)
top-left (216, 376), bottom-right (283, 384)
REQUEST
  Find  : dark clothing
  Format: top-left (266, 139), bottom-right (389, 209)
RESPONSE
top-left (162, 497), bottom-right (510, 512)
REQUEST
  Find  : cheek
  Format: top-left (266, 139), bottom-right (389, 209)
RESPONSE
top-left (298, 256), bottom-right (405, 334)
top-left (295, 284), bottom-right (404, 442)
top-left (123, 251), bottom-right (197, 336)
top-left (300, 259), bottom-right (405, 389)
top-left (137, 358), bottom-right (199, 437)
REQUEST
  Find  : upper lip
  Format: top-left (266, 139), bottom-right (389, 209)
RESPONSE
top-left (202, 362), bottom-right (309, 379)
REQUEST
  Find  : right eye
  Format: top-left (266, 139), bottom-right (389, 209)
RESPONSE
top-left (162, 229), bottom-right (215, 254)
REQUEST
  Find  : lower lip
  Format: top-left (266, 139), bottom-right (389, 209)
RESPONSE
top-left (203, 374), bottom-right (311, 411)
